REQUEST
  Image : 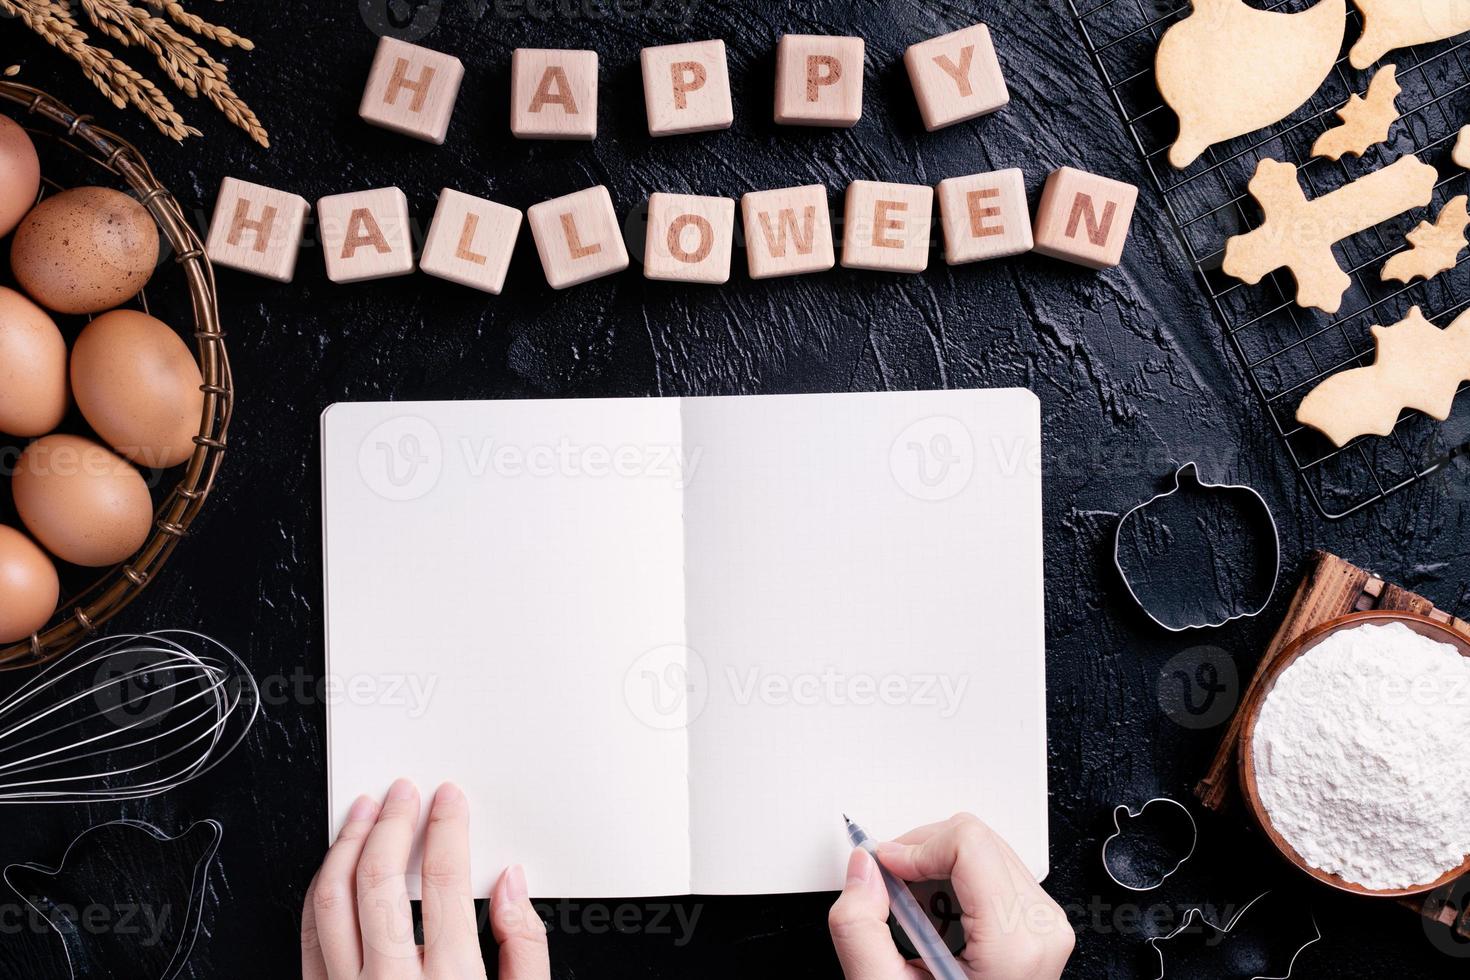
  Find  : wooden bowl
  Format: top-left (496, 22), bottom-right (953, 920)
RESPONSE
top-left (1238, 609), bottom-right (1470, 898)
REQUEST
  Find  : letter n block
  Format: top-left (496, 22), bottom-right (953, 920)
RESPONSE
top-left (904, 23), bottom-right (1009, 131)
top-left (1032, 167), bottom-right (1138, 270)
top-left (420, 188), bottom-right (523, 295)
top-left (741, 184), bottom-right (835, 279)
top-left (644, 193), bottom-right (736, 284)
top-left (841, 180), bottom-right (933, 273)
top-left (358, 36), bottom-right (465, 144)
top-left (511, 49), bottom-right (599, 140)
top-left (527, 185), bottom-right (629, 289)
top-left (936, 168), bottom-right (1032, 265)
top-left (317, 187), bottom-right (415, 284)
top-left (641, 40), bottom-right (733, 137)
top-left (205, 177), bottom-right (310, 282)
top-left (774, 35), bottom-right (864, 128)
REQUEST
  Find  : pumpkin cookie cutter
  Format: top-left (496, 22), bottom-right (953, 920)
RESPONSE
top-left (1148, 891), bottom-right (1321, 980)
top-left (1102, 797), bottom-right (1198, 892)
top-left (1113, 462), bottom-right (1281, 632)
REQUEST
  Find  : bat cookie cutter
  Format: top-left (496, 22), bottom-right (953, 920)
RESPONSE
top-left (1102, 797), bottom-right (1199, 892)
top-left (1114, 463), bottom-right (1281, 632)
top-left (1148, 891), bottom-right (1321, 980)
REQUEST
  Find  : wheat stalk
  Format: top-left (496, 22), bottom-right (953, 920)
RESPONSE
top-left (2, 0), bottom-right (266, 146)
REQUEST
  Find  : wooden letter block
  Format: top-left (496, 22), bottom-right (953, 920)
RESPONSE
top-left (511, 48), bottom-right (598, 141)
top-left (205, 176), bottom-right (310, 282)
top-left (317, 187), bottom-right (415, 284)
top-left (358, 36), bottom-right (465, 144)
top-left (420, 188), bottom-right (523, 295)
top-left (741, 184), bottom-right (835, 279)
top-left (1032, 167), bottom-right (1138, 270)
top-left (904, 23), bottom-right (1009, 131)
top-left (840, 180), bottom-right (933, 273)
top-left (641, 40), bottom-right (733, 137)
top-left (527, 185), bottom-right (629, 289)
top-left (644, 193), bottom-right (735, 284)
top-left (774, 35), bottom-right (864, 128)
top-left (936, 168), bottom-right (1032, 265)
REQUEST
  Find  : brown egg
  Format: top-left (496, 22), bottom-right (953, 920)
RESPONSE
top-left (71, 310), bottom-right (204, 468)
top-left (0, 115), bottom-right (40, 238)
top-left (0, 525), bottom-right (59, 644)
top-left (0, 286), bottom-right (68, 437)
top-left (12, 434), bottom-right (153, 568)
top-left (10, 186), bottom-right (159, 314)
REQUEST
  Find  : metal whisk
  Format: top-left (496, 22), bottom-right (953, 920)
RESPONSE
top-left (0, 631), bottom-right (258, 803)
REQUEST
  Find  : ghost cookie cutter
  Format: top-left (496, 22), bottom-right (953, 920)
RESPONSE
top-left (1114, 463), bottom-right (1281, 632)
top-left (1102, 797), bottom-right (1199, 892)
top-left (1148, 891), bottom-right (1321, 980)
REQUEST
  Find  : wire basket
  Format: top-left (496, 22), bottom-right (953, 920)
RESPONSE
top-left (0, 82), bottom-right (231, 669)
top-left (1069, 0), bottom-right (1470, 519)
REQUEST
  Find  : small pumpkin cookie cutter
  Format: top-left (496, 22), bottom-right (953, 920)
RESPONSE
top-left (1114, 462), bottom-right (1281, 632)
top-left (1102, 797), bottom-right (1198, 892)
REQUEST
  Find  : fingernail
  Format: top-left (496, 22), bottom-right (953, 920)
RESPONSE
top-left (387, 778), bottom-right (416, 802)
top-left (505, 864), bottom-right (528, 902)
top-left (347, 794), bottom-right (376, 823)
top-left (846, 848), bottom-right (874, 884)
top-left (875, 842), bottom-right (903, 862)
top-left (433, 782), bottom-right (462, 807)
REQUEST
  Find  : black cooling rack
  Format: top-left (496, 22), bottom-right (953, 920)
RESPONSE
top-left (1069, 0), bottom-right (1470, 519)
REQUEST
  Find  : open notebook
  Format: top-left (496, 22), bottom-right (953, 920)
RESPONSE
top-left (321, 390), bottom-right (1047, 897)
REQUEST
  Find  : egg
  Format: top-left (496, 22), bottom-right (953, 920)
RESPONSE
top-left (0, 286), bottom-right (68, 437)
top-left (0, 115), bottom-right (40, 238)
top-left (12, 434), bottom-right (153, 568)
top-left (70, 310), bottom-right (204, 468)
top-left (10, 186), bottom-right (159, 314)
top-left (0, 525), bottom-right (60, 644)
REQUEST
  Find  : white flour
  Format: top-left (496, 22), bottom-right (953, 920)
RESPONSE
top-left (1252, 621), bottom-right (1470, 891)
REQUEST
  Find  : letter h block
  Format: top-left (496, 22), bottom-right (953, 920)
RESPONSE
top-left (205, 177), bottom-right (311, 282)
top-left (358, 36), bottom-right (465, 144)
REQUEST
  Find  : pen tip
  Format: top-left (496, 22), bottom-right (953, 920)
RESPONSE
top-left (842, 813), bottom-right (851, 824)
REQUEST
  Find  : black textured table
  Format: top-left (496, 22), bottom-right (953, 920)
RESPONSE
top-left (2, 1), bottom-right (1469, 978)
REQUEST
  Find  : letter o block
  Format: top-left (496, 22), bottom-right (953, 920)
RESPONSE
top-left (641, 40), bottom-right (733, 137)
top-left (205, 177), bottom-right (310, 282)
top-left (840, 180), bottom-right (933, 273)
top-left (774, 35), bottom-right (864, 128)
top-left (511, 48), bottom-right (599, 140)
top-left (1032, 166), bottom-right (1138, 270)
top-left (527, 185), bottom-right (629, 289)
top-left (644, 193), bottom-right (735, 284)
top-left (358, 36), bottom-right (465, 144)
top-left (317, 187), bottom-right (415, 284)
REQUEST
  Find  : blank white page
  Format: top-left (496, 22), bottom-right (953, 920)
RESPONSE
top-left (681, 390), bottom-right (1048, 893)
top-left (322, 399), bottom-right (692, 898)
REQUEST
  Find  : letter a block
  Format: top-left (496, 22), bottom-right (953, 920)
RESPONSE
top-left (511, 48), bottom-right (598, 140)
top-left (420, 188), bottom-right (523, 295)
top-left (205, 177), bottom-right (310, 282)
top-left (904, 24), bottom-right (1009, 131)
top-left (641, 40), bottom-right (733, 137)
top-left (358, 36), bottom-right (465, 144)
top-left (741, 185), bottom-right (835, 279)
top-left (317, 187), bottom-right (415, 284)
top-left (528, 185), bottom-right (629, 289)
top-left (774, 35), bottom-right (864, 127)
top-left (840, 180), bottom-right (933, 273)
top-left (936, 168), bottom-right (1032, 264)
top-left (1032, 167), bottom-right (1138, 270)
top-left (644, 193), bottom-right (735, 284)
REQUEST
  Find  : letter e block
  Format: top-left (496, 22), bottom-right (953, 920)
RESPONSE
top-left (904, 24), bottom-right (1009, 132)
top-left (317, 187), bottom-right (415, 284)
top-left (420, 188), bottom-right (523, 295)
top-left (511, 49), bottom-right (599, 140)
top-left (936, 168), bottom-right (1031, 265)
top-left (527, 185), bottom-right (629, 289)
top-left (205, 177), bottom-right (310, 282)
top-left (645, 193), bottom-right (736, 284)
top-left (641, 40), bottom-right (733, 137)
top-left (358, 36), bottom-right (465, 144)
top-left (841, 180), bottom-right (933, 273)
top-left (1032, 167), bottom-right (1138, 270)
top-left (774, 35), bottom-right (864, 128)
top-left (741, 185), bottom-right (835, 279)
